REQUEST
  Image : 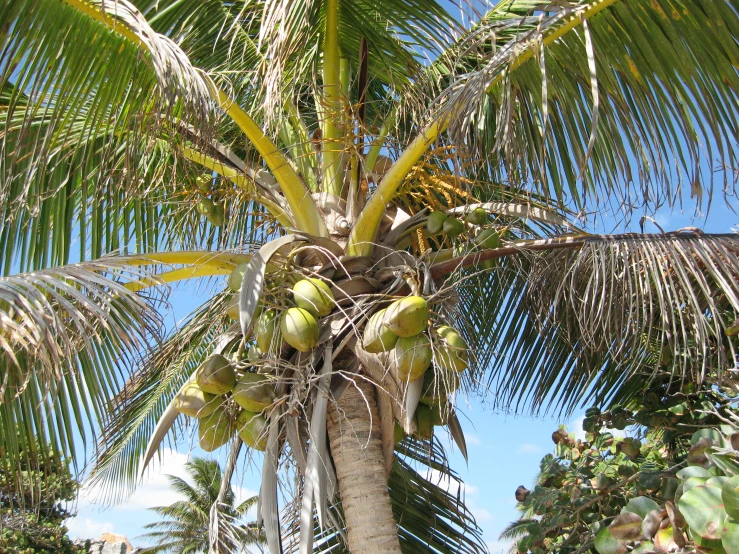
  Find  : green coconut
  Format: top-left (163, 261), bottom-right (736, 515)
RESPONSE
top-left (465, 207), bottom-right (488, 226)
top-left (196, 354), bottom-right (236, 394)
top-left (426, 211), bottom-right (448, 234)
top-left (415, 404), bottom-right (434, 440)
top-left (228, 263), bottom-right (249, 292)
top-left (232, 374), bottom-right (276, 412)
top-left (292, 278), bottom-right (335, 317)
top-left (237, 410), bottom-right (268, 451)
top-left (394, 422), bottom-right (406, 444)
top-left (442, 217), bottom-right (465, 238)
top-left (198, 408), bottom-right (234, 452)
top-left (247, 344), bottom-right (263, 361)
top-left (195, 173), bottom-right (212, 192)
top-left (430, 404), bottom-right (449, 426)
top-left (255, 310), bottom-right (279, 353)
top-left (435, 326), bottom-right (469, 373)
top-left (280, 307), bottom-right (319, 352)
top-left (196, 197), bottom-right (216, 217)
top-left (474, 228), bottom-right (500, 249)
top-left (362, 309), bottom-right (399, 353)
top-left (384, 296), bottom-right (429, 338)
top-left (174, 382), bottom-right (220, 418)
top-left (420, 368), bottom-right (460, 406)
top-left (226, 295), bottom-right (240, 321)
top-left (208, 204), bottom-right (225, 226)
top-left (394, 333), bottom-right (432, 382)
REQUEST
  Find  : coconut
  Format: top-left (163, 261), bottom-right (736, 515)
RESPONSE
top-left (196, 197), bottom-right (215, 217)
top-left (465, 207), bottom-right (488, 226)
top-left (442, 217), bottom-right (465, 238)
top-left (414, 404), bottom-right (434, 440)
top-left (226, 295), bottom-right (240, 321)
top-left (232, 374), bottom-right (276, 413)
top-left (435, 326), bottom-right (469, 373)
top-left (292, 278), bottom-right (335, 317)
top-left (247, 344), bottom-right (263, 361)
top-left (394, 422), bottom-right (405, 444)
top-left (255, 310), bottom-right (280, 353)
top-left (394, 333), bottom-right (432, 382)
top-left (384, 296), bottom-right (429, 338)
top-left (237, 410), bottom-right (268, 451)
top-left (419, 368), bottom-right (459, 406)
top-left (174, 382), bottom-right (220, 418)
top-left (430, 404), bottom-right (449, 426)
top-left (228, 263), bottom-right (249, 292)
top-left (474, 228), bottom-right (500, 249)
top-left (198, 407), bottom-right (233, 452)
top-left (426, 211), bottom-right (448, 234)
top-left (208, 204), bottom-right (225, 226)
top-left (280, 307), bottom-right (319, 352)
top-left (196, 354), bottom-right (236, 394)
top-left (195, 174), bottom-right (212, 193)
top-left (362, 309), bottom-right (399, 353)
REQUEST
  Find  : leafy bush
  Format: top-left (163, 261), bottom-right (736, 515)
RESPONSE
top-left (505, 380), bottom-right (739, 553)
top-left (0, 441), bottom-right (85, 554)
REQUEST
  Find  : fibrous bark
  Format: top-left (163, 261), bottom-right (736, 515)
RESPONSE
top-left (327, 378), bottom-right (401, 554)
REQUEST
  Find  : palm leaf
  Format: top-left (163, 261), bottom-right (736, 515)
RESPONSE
top-left (0, 259), bottom-right (163, 493)
top-left (433, 0), bottom-right (739, 213)
top-left (458, 232), bottom-right (739, 416)
top-left (89, 294), bottom-right (231, 501)
top-left (0, 0), bottom-right (215, 274)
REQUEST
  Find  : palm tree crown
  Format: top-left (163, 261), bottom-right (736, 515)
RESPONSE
top-left (1, 0), bottom-right (739, 552)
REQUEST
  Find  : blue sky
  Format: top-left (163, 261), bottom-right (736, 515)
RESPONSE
top-left (67, 198), bottom-right (739, 553)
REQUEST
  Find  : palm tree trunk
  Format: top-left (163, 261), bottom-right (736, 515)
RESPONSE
top-left (327, 378), bottom-right (401, 553)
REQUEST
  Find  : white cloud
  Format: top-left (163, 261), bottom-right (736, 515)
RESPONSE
top-left (66, 517), bottom-right (115, 540)
top-left (471, 506), bottom-right (492, 522)
top-left (518, 443), bottom-right (543, 454)
top-left (487, 539), bottom-right (513, 554)
top-left (79, 448), bottom-right (192, 512)
top-left (465, 432), bottom-right (482, 446)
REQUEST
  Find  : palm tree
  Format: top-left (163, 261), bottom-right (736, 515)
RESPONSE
top-left (2, 0), bottom-right (739, 552)
top-left (139, 457), bottom-right (262, 554)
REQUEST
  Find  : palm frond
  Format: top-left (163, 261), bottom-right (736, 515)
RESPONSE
top-left (458, 232), bottom-right (739, 415)
top-left (249, 0), bottom-right (460, 124)
top-left (499, 518), bottom-right (538, 541)
top-left (0, 258), bottom-right (164, 494)
top-left (88, 294), bottom-right (232, 501)
top-left (433, 0), bottom-right (739, 215)
top-left (0, 0), bottom-right (221, 274)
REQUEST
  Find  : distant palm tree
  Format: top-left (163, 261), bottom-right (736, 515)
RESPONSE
top-left (139, 458), bottom-right (262, 554)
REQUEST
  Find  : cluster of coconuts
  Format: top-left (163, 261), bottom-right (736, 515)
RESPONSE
top-left (176, 267), bottom-right (338, 454)
top-left (173, 353), bottom-right (277, 452)
top-left (362, 294), bottom-right (470, 441)
top-left (426, 207), bottom-right (501, 270)
top-left (194, 173), bottom-right (225, 226)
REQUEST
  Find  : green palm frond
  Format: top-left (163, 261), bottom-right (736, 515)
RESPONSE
top-left (0, 258), bottom-right (164, 494)
top-left (499, 518), bottom-right (538, 542)
top-left (0, 0), bottom-right (216, 273)
top-left (89, 294), bottom-right (232, 500)
top-left (430, 0), bottom-right (739, 214)
top-left (460, 232), bottom-right (739, 416)
top-left (251, 0), bottom-right (459, 122)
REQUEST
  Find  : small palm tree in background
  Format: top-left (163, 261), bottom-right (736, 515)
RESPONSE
top-left (139, 458), bottom-right (262, 554)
